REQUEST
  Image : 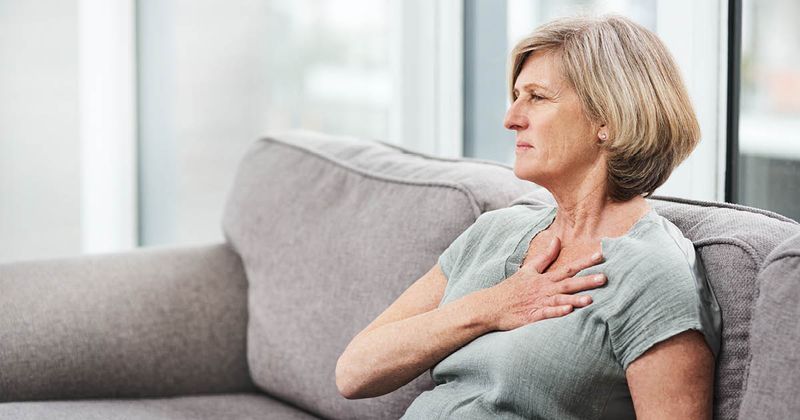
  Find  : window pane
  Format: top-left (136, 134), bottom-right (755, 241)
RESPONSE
top-left (737, 0), bottom-right (800, 221)
top-left (138, 0), bottom-right (393, 246)
top-left (0, 1), bottom-right (80, 263)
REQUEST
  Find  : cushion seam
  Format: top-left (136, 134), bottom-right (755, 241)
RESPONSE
top-left (693, 238), bottom-right (761, 271)
top-left (368, 137), bottom-right (517, 169)
top-left (650, 195), bottom-right (798, 225)
top-left (763, 251), bottom-right (800, 266)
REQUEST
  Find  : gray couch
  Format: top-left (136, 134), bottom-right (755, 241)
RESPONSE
top-left (1, 131), bottom-right (798, 419)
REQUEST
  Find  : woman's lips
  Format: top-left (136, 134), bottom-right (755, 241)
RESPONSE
top-left (515, 142), bottom-right (533, 152)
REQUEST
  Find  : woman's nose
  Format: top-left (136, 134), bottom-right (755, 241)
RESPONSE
top-left (503, 103), bottom-right (528, 131)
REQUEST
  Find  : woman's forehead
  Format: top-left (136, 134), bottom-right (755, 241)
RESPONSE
top-left (515, 52), bottom-right (564, 92)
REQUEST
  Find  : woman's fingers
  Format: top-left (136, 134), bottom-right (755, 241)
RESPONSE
top-left (551, 293), bottom-right (594, 307)
top-left (539, 294), bottom-right (592, 320)
top-left (542, 305), bottom-right (573, 318)
top-left (549, 251), bottom-right (604, 281)
top-left (528, 236), bottom-right (561, 274)
top-left (555, 274), bottom-right (607, 294)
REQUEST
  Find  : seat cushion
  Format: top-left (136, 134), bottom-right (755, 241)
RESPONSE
top-left (221, 131), bottom-right (538, 419)
top-left (0, 393), bottom-right (319, 420)
top-left (511, 190), bottom-right (800, 420)
top-left (738, 232), bottom-right (800, 419)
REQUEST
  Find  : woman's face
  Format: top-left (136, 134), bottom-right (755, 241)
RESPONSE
top-left (504, 51), bottom-right (604, 190)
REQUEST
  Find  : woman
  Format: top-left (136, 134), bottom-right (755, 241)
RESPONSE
top-left (336, 15), bottom-right (722, 419)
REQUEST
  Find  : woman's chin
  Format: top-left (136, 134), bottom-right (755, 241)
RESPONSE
top-left (513, 165), bottom-right (543, 184)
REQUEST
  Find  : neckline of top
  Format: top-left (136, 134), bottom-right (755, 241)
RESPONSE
top-left (515, 204), bottom-right (659, 264)
top-left (522, 204), bottom-right (658, 240)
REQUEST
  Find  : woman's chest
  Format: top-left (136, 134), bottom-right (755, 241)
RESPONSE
top-left (523, 231), bottom-right (602, 273)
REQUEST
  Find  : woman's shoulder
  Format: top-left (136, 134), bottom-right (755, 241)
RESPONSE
top-left (633, 212), bottom-right (695, 261)
top-left (456, 204), bottom-right (555, 248)
top-left (607, 211), bottom-right (703, 287)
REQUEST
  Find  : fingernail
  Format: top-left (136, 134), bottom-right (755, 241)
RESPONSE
top-left (592, 252), bottom-right (602, 261)
top-left (581, 296), bottom-right (591, 304)
top-left (594, 274), bottom-right (605, 283)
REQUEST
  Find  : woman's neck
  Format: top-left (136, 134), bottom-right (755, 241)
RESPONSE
top-left (548, 184), bottom-right (650, 246)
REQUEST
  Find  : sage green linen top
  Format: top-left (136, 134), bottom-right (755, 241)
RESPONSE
top-left (401, 203), bottom-right (722, 420)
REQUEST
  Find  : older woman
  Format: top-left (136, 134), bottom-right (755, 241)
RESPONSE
top-left (336, 15), bottom-right (721, 420)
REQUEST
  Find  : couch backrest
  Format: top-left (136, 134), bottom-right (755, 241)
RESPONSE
top-left (221, 131), bottom-right (538, 419)
top-left (510, 190), bottom-right (800, 420)
top-left (737, 232), bottom-right (800, 419)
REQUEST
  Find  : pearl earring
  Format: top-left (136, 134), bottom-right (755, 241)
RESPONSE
top-left (599, 133), bottom-right (607, 140)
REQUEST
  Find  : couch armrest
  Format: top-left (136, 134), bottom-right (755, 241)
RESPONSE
top-left (738, 233), bottom-right (800, 419)
top-left (0, 242), bottom-right (254, 402)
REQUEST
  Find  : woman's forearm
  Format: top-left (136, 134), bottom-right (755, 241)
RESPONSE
top-left (336, 290), bottom-right (495, 399)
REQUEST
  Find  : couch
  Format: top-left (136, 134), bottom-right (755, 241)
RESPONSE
top-left (1, 131), bottom-right (798, 419)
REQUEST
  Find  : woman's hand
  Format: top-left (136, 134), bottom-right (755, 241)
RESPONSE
top-left (480, 236), bottom-right (606, 331)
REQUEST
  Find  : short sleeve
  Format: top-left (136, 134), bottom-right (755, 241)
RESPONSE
top-left (437, 221), bottom-right (479, 282)
top-left (607, 252), bottom-right (722, 372)
top-left (436, 208), bottom-right (507, 295)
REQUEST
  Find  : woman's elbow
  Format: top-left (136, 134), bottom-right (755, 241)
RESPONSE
top-left (335, 354), bottom-right (362, 399)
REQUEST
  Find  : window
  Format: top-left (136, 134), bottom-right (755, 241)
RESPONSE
top-left (137, 0), bottom-right (462, 246)
top-left (137, 0), bottom-right (398, 245)
top-left (0, 0), bottom-right (462, 260)
top-left (735, 0), bottom-right (800, 220)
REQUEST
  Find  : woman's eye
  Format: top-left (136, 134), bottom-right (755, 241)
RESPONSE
top-left (529, 94), bottom-right (544, 102)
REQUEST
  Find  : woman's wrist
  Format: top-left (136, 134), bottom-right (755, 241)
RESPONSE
top-left (458, 288), bottom-right (500, 334)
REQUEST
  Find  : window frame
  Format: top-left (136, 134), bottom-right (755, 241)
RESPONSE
top-left (78, 0), bottom-right (138, 252)
top-left (389, 0), bottom-right (464, 157)
top-left (725, 0), bottom-right (742, 203)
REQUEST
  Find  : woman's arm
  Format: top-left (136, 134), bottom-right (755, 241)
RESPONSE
top-left (335, 263), bottom-right (496, 399)
top-left (336, 237), bottom-right (604, 399)
top-left (626, 330), bottom-right (715, 419)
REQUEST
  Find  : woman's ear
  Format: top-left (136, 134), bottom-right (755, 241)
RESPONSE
top-left (597, 123), bottom-right (608, 144)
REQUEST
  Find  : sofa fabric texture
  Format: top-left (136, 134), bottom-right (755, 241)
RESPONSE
top-left (221, 131), bottom-right (539, 419)
top-left (738, 232), bottom-right (800, 419)
top-left (0, 243), bottom-right (254, 402)
top-left (0, 393), bottom-right (317, 420)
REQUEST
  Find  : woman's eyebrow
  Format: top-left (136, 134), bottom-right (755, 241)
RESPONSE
top-left (514, 82), bottom-right (552, 94)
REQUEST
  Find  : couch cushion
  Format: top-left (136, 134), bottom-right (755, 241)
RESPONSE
top-left (510, 190), bottom-right (800, 420)
top-left (738, 232), bottom-right (800, 419)
top-left (0, 393), bottom-right (318, 420)
top-left (221, 131), bottom-right (538, 419)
